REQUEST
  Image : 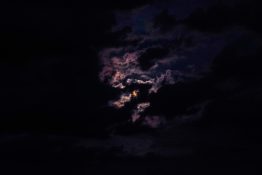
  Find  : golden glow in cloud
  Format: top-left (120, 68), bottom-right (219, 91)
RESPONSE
top-left (111, 90), bottom-right (140, 109)
top-left (132, 90), bottom-right (138, 97)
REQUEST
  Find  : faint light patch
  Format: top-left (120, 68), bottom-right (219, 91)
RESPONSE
top-left (131, 102), bottom-right (150, 122)
top-left (113, 82), bottom-right (126, 89)
top-left (149, 70), bottom-right (175, 93)
top-left (137, 102), bottom-right (150, 112)
top-left (76, 135), bottom-right (154, 156)
top-left (126, 78), bottom-right (154, 86)
top-left (131, 112), bottom-right (141, 122)
top-left (143, 116), bottom-right (163, 128)
top-left (175, 101), bottom-right (210, 123)
top-left (111, 135), bottom-right (153, 156)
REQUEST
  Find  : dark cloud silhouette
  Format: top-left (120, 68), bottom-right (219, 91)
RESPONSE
top-left (138, 47), bottom-right (170, 70)
top-left (183, 0), bottom-right (262, 33)
top-left (153, 10), bottom-right (177, 32)
top-left (146, 34), bottom-right (262, 117)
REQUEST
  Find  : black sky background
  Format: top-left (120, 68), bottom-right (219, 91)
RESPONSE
top-left (0, 0), bottom-right (262, 174)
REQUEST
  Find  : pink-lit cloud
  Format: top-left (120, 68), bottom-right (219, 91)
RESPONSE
top-left (131, 102), bottom-right (150, 122)
top-left (110, 90), bottom-right (139, 109)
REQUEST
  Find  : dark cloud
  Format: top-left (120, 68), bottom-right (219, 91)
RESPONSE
top-left (145, 77), bottom-right (214, 118)
top-left (183, 0), bottom-right (262, 33)
top-left (212, 36), bottom-right (262, 81)
top-left (153, 10), bottom-right (177, 32)
top-left (146, 34), bottom-right (262, 116)
top-left (138, 47), bottom-right (170, 70)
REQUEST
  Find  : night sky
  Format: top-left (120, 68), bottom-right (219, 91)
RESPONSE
top-left (1, 0), bottom-right (262, 174)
